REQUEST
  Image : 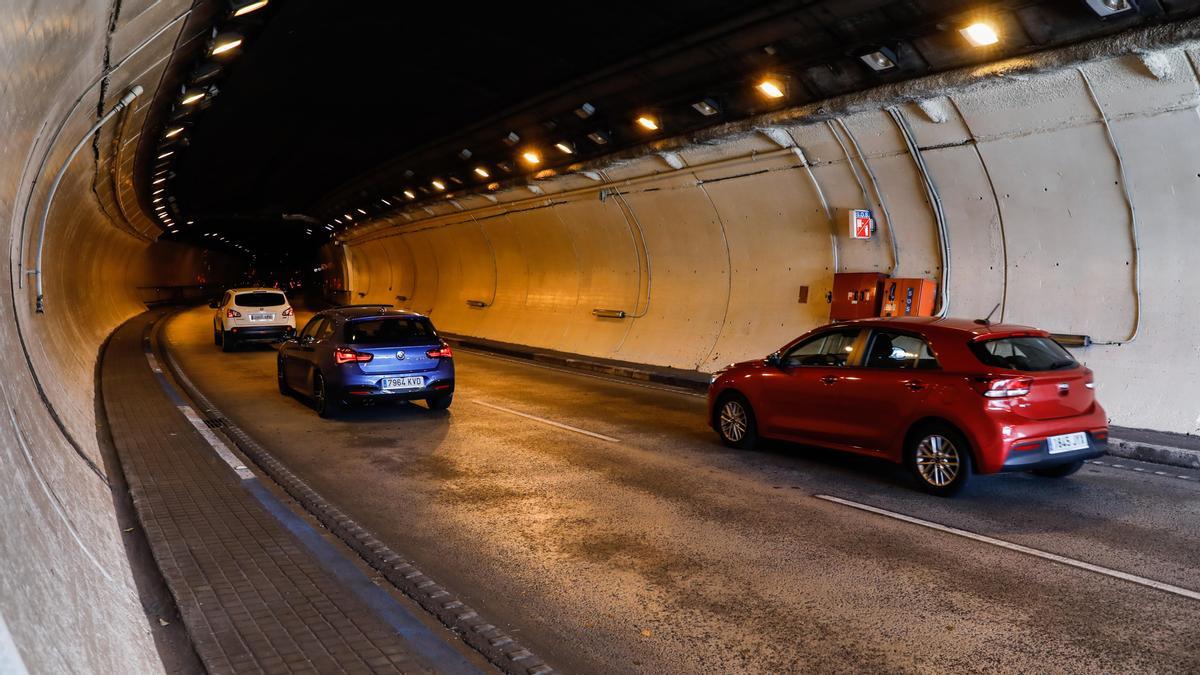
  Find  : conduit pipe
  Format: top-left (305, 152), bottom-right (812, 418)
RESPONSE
top-left (790, 146), bottom-right (838, 274)
top-left (347, 144), bottom-right (805, 245)
top-left (887, 106), bottom-right (950, 317)
top-left (833, 118), bottom-right (899, 274)
top-left (31, 85), bottom-right (143, 313)
top-left (1077, 66), bottom-right (1142, 345)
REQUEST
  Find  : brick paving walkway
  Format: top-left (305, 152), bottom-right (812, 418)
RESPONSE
top-left (101, 311), bottom-right (466, 674)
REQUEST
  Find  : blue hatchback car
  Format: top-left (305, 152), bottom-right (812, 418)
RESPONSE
top-left (277, 305), bottom-right (455, 417)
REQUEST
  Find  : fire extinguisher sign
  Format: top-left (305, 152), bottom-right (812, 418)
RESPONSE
top-left (850, 209), bottom-right (873, 239)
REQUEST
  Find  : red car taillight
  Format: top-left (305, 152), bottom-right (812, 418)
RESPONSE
top-left (426, 342), bottom-right (453, 359)
top-left (283, 306), bottom-right (294, 317)
top-left (226, 308), bottom-right (242, 318)
top-left (334, 347), bottom-right (373, 365)
top-left (974, 376), bottom-right (1033, 398)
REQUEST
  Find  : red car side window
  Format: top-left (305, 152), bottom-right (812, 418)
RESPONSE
top-left (782, 329), bottom-right (861, 368)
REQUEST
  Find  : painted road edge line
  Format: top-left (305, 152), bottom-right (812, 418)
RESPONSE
top-left (472, 399), bottom-right (621, 443)
top-left (814, 494), bottom-right (1200, 602)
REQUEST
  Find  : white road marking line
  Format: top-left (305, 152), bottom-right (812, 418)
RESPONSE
top-left (177, 405), bottom-right (255, 480)
top-left (146, 351), bottom-right (254, 479)
top-left (472, 399), bottom-right (621, 443)
top-left (0, 609), bottom-right (28, 675)
top-left (815, 494), bottom-right (1200, 602)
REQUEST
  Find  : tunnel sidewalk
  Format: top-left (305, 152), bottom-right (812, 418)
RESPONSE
top-left (101, 309), bottom-right (482, 674)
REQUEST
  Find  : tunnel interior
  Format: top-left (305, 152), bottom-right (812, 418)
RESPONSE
top-left (4, 0), bottom-right (1200, 671)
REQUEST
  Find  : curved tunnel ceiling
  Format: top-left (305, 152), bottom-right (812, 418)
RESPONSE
top-left (160, 0), bottom-right (1200, 253)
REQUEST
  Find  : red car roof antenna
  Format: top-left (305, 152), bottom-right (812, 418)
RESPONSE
top-left (974, 303), bottom-right (1001, 327)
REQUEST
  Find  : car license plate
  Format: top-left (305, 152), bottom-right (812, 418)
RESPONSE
top-left (381, 376), bottom-right (423, 390)
top-left (1047, 432), bottom-right (1089, 454)
top-left (249, 313), bottom-right (274, 321)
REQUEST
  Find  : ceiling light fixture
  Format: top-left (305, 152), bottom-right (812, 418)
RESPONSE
top-left (458, 148), bottom-right (472, 160)
top-left (153, 177), bottom-right (167, 184)
top-left (757, 78), bottom-right (785, 99)
top-left (164, 126), bottom-right (185, 138)
top-left (635, 115), bottom-right (659, 131)
top-left (232, 0), bottom-right (269, 17)
top-left (474, 166), bottom-right (490, 178)
top-left (181, 89), bottom-right (206, 105)
top-left (1084, 0), bottom-right (1136, 16)
top-left (503, 132), bottom-right (520, 146)
top-left (431, 180), bottom-right (446, 191)
top-left (554, 142), bottom-right (574, 155)
top-left (356, 208), bottom-right (366, 214)
top-left (157, 151), bottom-right (174, 159)
top-left (210, 34), bottom-right (243, 56)
top-left (587, 130), bottom-right (610, 145)
top-left (691, 98), bottom-right (720, 116)
top-left (960, 22), bottom-right (1000, 47)
top-left (522, 151), bottom-right (541, 165)
top-left (859, 48), bottom-right (898, 71)
top-left (403, 190), bottom-right (416, 200)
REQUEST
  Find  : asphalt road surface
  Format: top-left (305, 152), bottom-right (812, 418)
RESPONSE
top-left (166, 306), bottom-right (1200, 674)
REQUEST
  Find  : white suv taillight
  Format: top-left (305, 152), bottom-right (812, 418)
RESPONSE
top-left (283, 306), bottom-right (294, 317)
top-left (226, 308), bottom-right (242, 318)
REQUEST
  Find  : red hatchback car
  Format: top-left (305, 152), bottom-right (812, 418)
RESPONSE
top-left (708, 317), bottom-right (1108, 496)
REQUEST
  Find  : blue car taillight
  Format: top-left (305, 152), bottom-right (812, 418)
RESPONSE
top-left (334, 347), bottom-right (373, 365)
top-left (426, 341), bottom-right (453, 359)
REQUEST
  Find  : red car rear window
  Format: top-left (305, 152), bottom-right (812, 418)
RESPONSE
top-left (970, 336), bottom-right (1077, 372)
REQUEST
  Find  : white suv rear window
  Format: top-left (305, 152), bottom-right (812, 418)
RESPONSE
top-left (235, 292), bottom-right (286, 307)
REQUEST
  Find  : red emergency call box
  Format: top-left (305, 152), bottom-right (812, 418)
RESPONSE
top-left (830, 272), bottom-right (887, 321)
top-left (881, 278), bottom-right (937, 317)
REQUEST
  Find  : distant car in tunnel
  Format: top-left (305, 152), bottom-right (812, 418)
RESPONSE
top-left (276, 305), bottom-right (455, 417)
top-left (707, 317), bottom-right (1108, 496)
top-left (211, 288), bottom-right (296, 351)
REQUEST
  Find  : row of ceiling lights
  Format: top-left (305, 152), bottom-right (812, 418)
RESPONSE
top-left (325, 11), bottom-right (1052, 231)
top-left (345, 0), bottom-right (1140, 231)
top-left (149, 0), bottom-right (269, 245)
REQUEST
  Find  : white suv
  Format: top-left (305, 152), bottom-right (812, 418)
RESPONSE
top-left (211, 288), bottom-right (296, 351)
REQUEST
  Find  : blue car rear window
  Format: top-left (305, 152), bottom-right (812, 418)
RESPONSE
top-left (344, 317), bottom-right (436, 346)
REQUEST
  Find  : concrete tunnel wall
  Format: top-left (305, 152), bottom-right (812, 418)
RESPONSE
top-left (341, 43), bottom-right (1200, 435)
top-left (1, 1), bottom-right (239, 671)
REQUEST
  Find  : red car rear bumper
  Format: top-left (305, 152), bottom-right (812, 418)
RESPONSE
top-left (968, 403), bottom-right (1108, 474)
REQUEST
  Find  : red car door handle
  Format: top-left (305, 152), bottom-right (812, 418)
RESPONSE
top-left (820, 376), bottom-right (838, 385)
top-left (906, 380), bottom-right (926, 391)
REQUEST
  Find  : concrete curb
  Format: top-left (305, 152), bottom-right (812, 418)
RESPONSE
top-left (155, 315), bottom-right (555, 675)
top-left (1106, 437), bottom-right (1200, 470)
top-left (442, 334), bottom-right (711, 393)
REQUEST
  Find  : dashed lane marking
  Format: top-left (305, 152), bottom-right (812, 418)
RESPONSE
top-left (815, 494), bottom-right (1200, 602)
top-left (1088, 460), bottom-right (1193, 481)
top-left (472, 399), bottom-right (621, 443)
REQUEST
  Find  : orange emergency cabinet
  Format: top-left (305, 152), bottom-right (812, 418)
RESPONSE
top-left (830, 272), bottom-right (887, 321)
top-left (881, 278), bottom-right (937, 317)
